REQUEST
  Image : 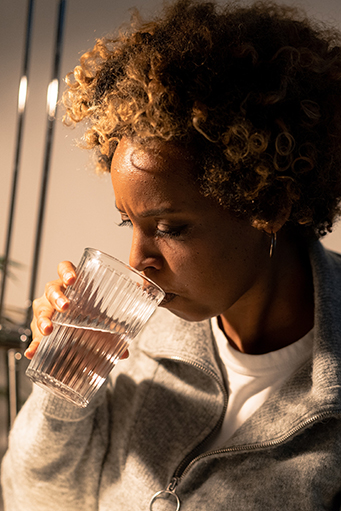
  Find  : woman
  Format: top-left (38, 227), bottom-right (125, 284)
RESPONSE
top-left (2, 0), bottom-right (341, 509)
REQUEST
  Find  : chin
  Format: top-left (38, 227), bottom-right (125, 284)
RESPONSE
top-left (160, 301), bottom-right (214, 323)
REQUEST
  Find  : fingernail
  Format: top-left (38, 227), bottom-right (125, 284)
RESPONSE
top-left (65, 273), bottom-right (75, 284)
top-left (41, 320), bottom-right (50, 333)
top-left (57, 297), bottom-right (67, 310)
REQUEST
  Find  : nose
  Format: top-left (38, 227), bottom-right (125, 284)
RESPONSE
top-left (128, 229), bottom-right (163, 273)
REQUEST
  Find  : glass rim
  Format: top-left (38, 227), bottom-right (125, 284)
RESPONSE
top-left (84, 247), bottom-right (165, 297)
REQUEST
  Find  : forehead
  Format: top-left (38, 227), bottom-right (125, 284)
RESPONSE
top-left (110, 137), bottom-right (208, 213)
top-left (111, 137), bottom-right (196, 177)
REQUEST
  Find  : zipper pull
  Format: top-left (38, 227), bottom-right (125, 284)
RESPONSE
top-left (149, 477), bottom-right (181, 510)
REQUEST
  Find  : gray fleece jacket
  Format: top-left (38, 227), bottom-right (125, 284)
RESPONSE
top-left (2, 240), bottom-right (341, 510)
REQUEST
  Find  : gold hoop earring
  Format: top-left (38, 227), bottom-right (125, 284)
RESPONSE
top-left (269, 232), bottom-right (277, 258)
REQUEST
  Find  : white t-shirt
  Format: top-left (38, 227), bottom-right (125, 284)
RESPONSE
top-left (208, 317), bottom-right (314, 450)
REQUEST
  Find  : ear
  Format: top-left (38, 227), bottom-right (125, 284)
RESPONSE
top-left (251, 205), bottom-right (292, 234)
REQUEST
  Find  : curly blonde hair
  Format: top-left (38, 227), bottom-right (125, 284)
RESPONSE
top-left (63, 0), bottom-right (341, 236)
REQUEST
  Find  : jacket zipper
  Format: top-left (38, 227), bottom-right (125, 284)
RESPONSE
top-left (149, 355), bottom-right (228, 510)
top-left (149, 355), bottom-right (341, 510)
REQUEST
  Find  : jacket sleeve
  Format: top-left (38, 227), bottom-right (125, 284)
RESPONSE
top-left (1, 383), bottom-right (110, 511)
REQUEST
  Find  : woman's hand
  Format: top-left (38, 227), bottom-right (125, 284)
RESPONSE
top-left (25, 261), bottom-right (76, 359)
top-left (26, 259), bottom-right (130, 361)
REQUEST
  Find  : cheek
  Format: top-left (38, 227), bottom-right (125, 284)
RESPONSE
top-left (164, 243), bottom-right (224, 289)
top-left (180, 242), bottom-right (249, 294)
top-left (160, 245), bottom-right (190, 273)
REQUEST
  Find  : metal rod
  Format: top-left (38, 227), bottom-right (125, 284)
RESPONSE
top-left (26, 0), bottom-right (67, 326)
top-left (7, 350), bottom-right (21, 430)
top-left (0, 0), bottom-right (35, 325)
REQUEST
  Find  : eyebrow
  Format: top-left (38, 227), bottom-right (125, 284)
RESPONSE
top-left (115, 202), bottom-right (182, 218)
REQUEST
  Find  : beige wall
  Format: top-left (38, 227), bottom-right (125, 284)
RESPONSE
top-left (1, 0), bottom-right (341, 315)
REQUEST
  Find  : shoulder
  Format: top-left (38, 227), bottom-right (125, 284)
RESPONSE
top-left (309, 240), bottom-right (341, 282)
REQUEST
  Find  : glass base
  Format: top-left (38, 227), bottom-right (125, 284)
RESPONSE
top-left (26, 368), bottom-right (89, 408)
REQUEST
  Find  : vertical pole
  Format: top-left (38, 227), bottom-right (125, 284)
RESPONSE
top-left (0, 0), bottom-right (35, 324)
top-left (26, 0), bottom-right (67, 326)
top-left (6, 350), bottom-right (21, 430)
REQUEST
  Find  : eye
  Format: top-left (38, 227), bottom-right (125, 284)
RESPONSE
top-left (117, 219), bottom-right (133, 229)
top-left (156, 224), bottom-right (188, 239)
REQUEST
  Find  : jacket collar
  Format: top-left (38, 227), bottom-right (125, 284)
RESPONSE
top-left (309, 241), bottom-right (341, 397)
top-left (227, 240), bottom-right (341, 446)
top-left (139, 308), bottom-right (221, 380)
top-left (141, 241), bottom-right (341, 374)
top-left (139, 240), bottom-right (341, 445)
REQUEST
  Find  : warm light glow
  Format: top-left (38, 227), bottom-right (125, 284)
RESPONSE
top-left (46, 78), bottom-right (59, 119)
top-left (18, 76), bottom-right (28, 113)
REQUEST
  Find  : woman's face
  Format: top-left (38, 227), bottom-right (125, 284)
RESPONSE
top-left (111, 137), bottom-right (269, 322)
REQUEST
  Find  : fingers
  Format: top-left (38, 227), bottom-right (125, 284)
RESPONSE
top-left (44, 261), bottom-right (76, 312)
top-left (32, 295), bottom-right (55, 335)
top-left (24, 339), bottom-right (41, 360)
top-left (25, 260), bottom-right (130, 364)
top-left (44, 279), bottom-right (70, 312)
top-left (121, 349), bottom-right (129, 360)
top-left (25, 260), bottom-right (76, 360)
top-left (57, 261), bottom-right (76, 287)
top-left (27, 295), bottom-right (56, 359)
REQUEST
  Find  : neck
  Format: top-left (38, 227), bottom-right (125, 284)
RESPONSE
top-left (220, 231), bottom-right (315, 354)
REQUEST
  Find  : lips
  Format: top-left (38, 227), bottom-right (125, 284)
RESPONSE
top-left (160, 293), bottom-right (176, 306)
